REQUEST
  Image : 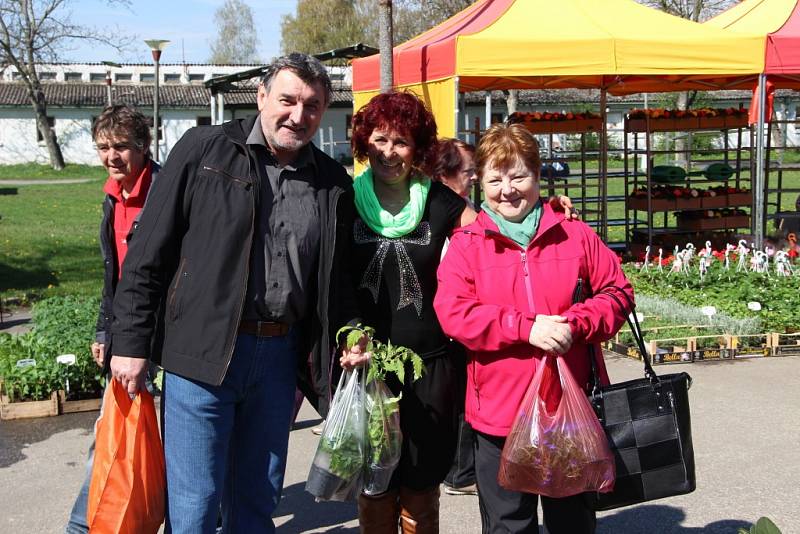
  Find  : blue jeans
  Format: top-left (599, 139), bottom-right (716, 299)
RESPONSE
top-left (163, 332), bottom-right (297, 534)
top-left (65, 365), bottom-right (160, 534)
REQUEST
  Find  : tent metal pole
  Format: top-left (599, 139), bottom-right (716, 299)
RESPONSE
top-left (454, 76), bottom-right (460, 140)
top-left (754, 73), bottom-right (766, 249)
top-left (485, 92), bottom-right (492, 133)
top-left (600, 87), bottom-right (608, 242)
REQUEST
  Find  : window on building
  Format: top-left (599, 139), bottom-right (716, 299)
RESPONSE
top-left (188, 73), bottom-right (205, 83)
top-left (115, 73), bottom-right (132, 82)
top-left (164, 73), bottom-right (181, 83)
top-left (345, 114), bottom-right (353, 140)
top-left (330, 72), bottom-right (345, 81)
top-left (211, 73), bottom-right (225, 79)
top-left (140, 73), bottom-right (155, 83)
top-left (11, 71), bottom-right (24, 80)
top-left (90, 73), bottom-right (106, 82)
top-left (196, 116), bottom-right (212, 126)
top-left (36, 116), bottom-right (56, 143)
top-left (38, 71), bottom-right (56, 81)
top-left (491, 112), bottom-right (504, 125)
top-left (65, 72), bottom-right (82, 82)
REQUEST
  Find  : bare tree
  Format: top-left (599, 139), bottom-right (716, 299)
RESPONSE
top-left (638, 0), bottom-right (737, 21)
top-left (0, 0), bottom-right (133, 170)
top-left (209, 0), bottom-right (260, 64)
top-left (378, 0), bottom-right (393, 92)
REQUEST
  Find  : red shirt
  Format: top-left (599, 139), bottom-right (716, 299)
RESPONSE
top-left (103, 163), bottom-right (153, 279)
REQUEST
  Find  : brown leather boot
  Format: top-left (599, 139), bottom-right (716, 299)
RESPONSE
top-left (398, 486), bottom-right (440, 534)
top-left (358, 489), bottom-right (400, 534)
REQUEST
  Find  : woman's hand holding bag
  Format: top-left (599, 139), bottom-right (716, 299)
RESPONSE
top-left (498, 354), bottom-right (615, 498)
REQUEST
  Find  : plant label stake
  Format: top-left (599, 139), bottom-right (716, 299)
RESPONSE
top-left (57, 354), bottom-right (76, 396)
top-left (15, 358), bottom-right (36, 368)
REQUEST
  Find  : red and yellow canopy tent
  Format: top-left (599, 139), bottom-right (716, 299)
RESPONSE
top-left (352, 0), bottom-right (765, 137)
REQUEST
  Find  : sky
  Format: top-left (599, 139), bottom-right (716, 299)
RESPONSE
top-left (63, 0), bottom-right (297, 64)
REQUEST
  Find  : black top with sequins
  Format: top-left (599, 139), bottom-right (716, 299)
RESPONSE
top-left (352, 181), bottom-right (466, 359)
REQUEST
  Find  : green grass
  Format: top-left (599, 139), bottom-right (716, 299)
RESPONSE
top-left (0, 163), bottom-right (107, 181)
top-left (0, 179), bottom-right (105, 302)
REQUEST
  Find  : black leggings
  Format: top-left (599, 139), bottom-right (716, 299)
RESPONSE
top-left (474, 430), bottom-right (596, 534)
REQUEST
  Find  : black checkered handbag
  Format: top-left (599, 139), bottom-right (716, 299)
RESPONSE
top-left (584, 289), bottom-right (696, 511)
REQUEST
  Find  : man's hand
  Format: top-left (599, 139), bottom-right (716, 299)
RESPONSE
top-left (548, 195), bottom-right (580, 220)
top-left (109, 355), bottom-right (149, 398)
top-left (339, 334), bottom-right (371, 370)
top-left (90, 342), bottom-right (105, 367)
top-left (528, 315), bottom-right (573, 355)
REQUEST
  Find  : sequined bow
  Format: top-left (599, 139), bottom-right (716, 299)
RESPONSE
top-left (354, 219), bottom-right (431, 316)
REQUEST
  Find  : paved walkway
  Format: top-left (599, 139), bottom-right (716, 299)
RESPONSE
top-left (1, 354), bottom-right (798, 533)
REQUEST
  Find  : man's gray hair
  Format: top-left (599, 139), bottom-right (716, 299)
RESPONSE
top-left (261, 53), bottom-right (333, 106)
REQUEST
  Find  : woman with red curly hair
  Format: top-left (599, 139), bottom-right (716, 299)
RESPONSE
top-left (343, 91), bottom-right (477, 532)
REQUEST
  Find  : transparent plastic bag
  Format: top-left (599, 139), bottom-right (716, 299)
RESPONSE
top-left (498, 355), bottom-right (615, 498)
top-left (362, 377), bottom-right (403, 495)
top-left (306, 369), bottom-right (366, 501)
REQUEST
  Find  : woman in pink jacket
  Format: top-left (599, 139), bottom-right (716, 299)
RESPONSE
top-left (434, 123), bottom-right (633, 534)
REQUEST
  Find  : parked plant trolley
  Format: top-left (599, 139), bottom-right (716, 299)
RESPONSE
top-left (0, 296), bottom-right (104, 420)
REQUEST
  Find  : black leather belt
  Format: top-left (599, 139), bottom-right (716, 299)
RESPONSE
top-left (238, 320), bottom-right (290, 337)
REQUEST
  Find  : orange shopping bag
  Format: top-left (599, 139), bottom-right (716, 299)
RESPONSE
top-left (87, 378), bottom-right (165, 534)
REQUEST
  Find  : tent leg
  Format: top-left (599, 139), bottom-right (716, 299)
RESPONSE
top-left (754, 73), bottom-right (766, 249)
top-left (600, 88), bottom-right (608, 242)
top-left (485, 92), bottom-right (492, 132)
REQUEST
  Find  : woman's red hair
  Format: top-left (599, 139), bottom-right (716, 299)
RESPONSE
top-left (351, 92), bottom-right (438, 170)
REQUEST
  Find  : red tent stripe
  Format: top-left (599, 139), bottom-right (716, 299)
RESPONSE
top-left (352, 0), bottom-right (514, 91)
top-left (767, 0), bottom-right (800, 73)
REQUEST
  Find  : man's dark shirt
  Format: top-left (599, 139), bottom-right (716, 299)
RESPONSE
top-left (242, 115), bottom-right (321, 324)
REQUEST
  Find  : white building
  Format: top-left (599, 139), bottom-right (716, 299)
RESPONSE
top-left (1, 62), bottom-right (798, 166)
top-left (0, 62), bottom-right (354, 165)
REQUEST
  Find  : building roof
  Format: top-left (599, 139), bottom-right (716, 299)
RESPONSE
top-left (0, 82), bottom-right (353, 108)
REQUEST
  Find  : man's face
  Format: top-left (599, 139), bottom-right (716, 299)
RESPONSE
top-left (257, 69), bottom-right (327, 160)
top-left (95, 132), bottom-right (148, 185)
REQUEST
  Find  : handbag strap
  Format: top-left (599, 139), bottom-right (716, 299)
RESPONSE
top-left (584, 286), bottom-right (659, 390)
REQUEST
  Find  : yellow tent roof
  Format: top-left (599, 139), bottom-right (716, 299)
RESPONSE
top-left (456, 0), bottom-right (766, 92)
top-left (353, 0), bottom-right (767, 95)
top-left (706, 0), bottom-right (796, 34)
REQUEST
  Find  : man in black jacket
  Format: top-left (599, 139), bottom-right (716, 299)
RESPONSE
top-left (109, 54), bottom-right (362, 532)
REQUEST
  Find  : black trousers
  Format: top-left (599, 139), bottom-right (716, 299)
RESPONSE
top-left (445, 344), bottom-right (476, 488)
top-left (474, 431), bottom-right (596, 534)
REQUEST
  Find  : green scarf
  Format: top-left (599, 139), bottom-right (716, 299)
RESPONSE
top-left (353, 167), bottom-right (431, 238)
top-left (481, 199), bottom-right (543, 248)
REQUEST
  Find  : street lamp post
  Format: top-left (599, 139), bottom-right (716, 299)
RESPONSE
top-left (144, 39), bottom-right (170, 162)
top-left (101, 61), bottom-right (121, 107)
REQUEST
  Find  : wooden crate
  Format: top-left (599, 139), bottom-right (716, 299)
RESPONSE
top-left (727, 192), bottom-right (753, 206)
top-left (675, 197), bottom-right (703, 210)
top-left (701, 195), bottom-right (729, 209)
top-left (0, 390), bottom-right (59, 420)
top-left (627, 196), bottom-right (676, 212)
top-left (58, 390), bottom-right (102, 414)
top-left (521, 118), bottom-right (603, 134)
top-left (626, 114), bottom-right (748, 133)
top-left (677, 215), bottom-right (750, 231)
